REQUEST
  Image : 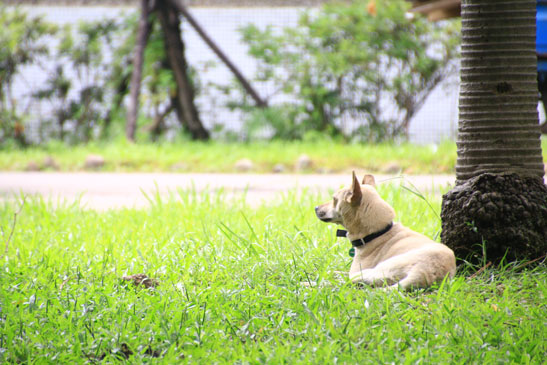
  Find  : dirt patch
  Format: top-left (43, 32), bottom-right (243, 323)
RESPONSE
top-left (121, 274), bottom-right (159, 288)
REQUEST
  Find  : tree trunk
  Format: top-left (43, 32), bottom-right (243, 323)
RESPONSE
top-left (441, 0), bottom-right (547, 264)
top-left (157, 1), bottom-right (209, 140)
top-left (126, 0), bottom-right (153, 142)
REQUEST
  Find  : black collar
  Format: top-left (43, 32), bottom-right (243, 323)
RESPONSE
top-left (336, 222), bottom-right (393, 247)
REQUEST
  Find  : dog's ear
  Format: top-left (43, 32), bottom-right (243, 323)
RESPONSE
top-left (362, 174), bottom-right (376, 186)
top-left (348, 171), bottom-right (362, 206)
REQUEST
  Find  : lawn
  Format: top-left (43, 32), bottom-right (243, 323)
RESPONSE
top-left (0, 140), bottom-right (460, 174)
top-left (3, 139), bottom-right (546, 174)
top-left (0, 185), bottom-right (545, 363)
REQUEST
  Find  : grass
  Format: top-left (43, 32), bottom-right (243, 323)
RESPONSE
top-left (1, 185), bottom-right (545, 363)
top-left (0, 140), bottom-right (463, 174)
top-left (3, 139), bottom-right (546, 174)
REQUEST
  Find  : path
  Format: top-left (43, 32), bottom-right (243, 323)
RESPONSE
top-left (0, 172), bottom-right (456, 210)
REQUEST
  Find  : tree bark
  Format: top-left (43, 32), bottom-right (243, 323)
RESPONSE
top-left (126, 0), bottom-right (153, 142)
top-left (157, 1), bottom-right (209, 140)
top-left (441, 0), bottom-right (547, 264)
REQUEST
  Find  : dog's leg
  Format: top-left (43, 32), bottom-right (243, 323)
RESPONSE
top-left (389, 270), bottom-right (427, 290)
top-left (349, 269), bottom-right (397, 287)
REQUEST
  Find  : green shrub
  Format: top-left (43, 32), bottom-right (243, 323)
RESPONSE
top-left (236, 0), bottom-right (460, 141)
top-left (0, 7), bottom-right (57, 146)
top-left (2, 7), bottom-right (205, 146)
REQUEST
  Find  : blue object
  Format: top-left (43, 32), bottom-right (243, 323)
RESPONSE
top-left (537, 1), bottom-right (547, 70)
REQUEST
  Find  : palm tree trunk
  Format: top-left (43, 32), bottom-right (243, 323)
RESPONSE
top-left (441, 0), bottom-right (547, 264)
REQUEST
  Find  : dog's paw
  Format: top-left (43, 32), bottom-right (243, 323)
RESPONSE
top-left (349, 269), bottom-right (375, 284)
top-left (350, 269), bottom-right (396, 287)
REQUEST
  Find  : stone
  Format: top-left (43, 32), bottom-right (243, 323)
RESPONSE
top-left (316, 167), bottom-right (333, 174)
top-left (84, 154), bottom-right (105, 169)
top-left (234, 158), bottom-right (254, 172)
top-left (43, 156), bottom-right (60, 170)
top-left (295, 154), bottom-right (312, 171)
top-left (382, 162), bottom-right (402, 174)
top-left (170, 162), bottom-right (188, 172)
top-left (25, 161), bottom-right (41, 171)
top-left (272, 164), bottom-right (285, 173)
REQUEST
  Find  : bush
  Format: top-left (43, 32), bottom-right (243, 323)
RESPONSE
top-left (33, 19), bottom-right (122, 143)
top-left (0, 7), bottom-right (57, 146)
top-left (236, 0), bottom-right (460, 142)
top-left (1, 7), bottom-right (205, 146)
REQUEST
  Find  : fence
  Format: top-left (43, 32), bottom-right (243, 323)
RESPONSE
top-left (11, 2), bottom-right (459, 144)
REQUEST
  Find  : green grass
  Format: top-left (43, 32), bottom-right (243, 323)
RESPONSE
top-left (3, 139), bottom-right (546, 174)
top-left (0, 186), bottom-right (545, 363)
top-left (0, 140), bottom-right (462, 174)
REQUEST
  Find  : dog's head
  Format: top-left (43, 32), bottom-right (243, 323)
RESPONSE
top-left (315, 172), bottom-right (395, 234)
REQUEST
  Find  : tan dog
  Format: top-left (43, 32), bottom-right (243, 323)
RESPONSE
top-left (315, 172), bottom-right (456, 290)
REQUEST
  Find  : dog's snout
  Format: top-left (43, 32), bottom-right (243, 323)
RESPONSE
top-left (315, 206), bottom-right (332, 222)
top-left (315, 206), bottom-right (323, 217)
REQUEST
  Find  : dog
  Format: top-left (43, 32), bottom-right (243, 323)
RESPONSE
top-left (315, 172), bottom-right (456, 290)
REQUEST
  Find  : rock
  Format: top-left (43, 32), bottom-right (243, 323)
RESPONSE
top-left (272, 164), bottom-right (285, 173)
top-left (235, 158), bottom-right (254, 172)
top-left (84, 154), bottom-right (105, 169)
top-left (295, 154), bottom-right (313, 171)
top-left (119, 160), bottom-right (136, 169)
top-left (43, 156), bottom-right (60, 170)
top-left (25, 161), bottom-right (41, 171)
top-left (382, 162), bottom-right (402, 174)
top-left (170, 162), bottom-right (188, 172)
top-left (316, 167), bottom-right (333, 174)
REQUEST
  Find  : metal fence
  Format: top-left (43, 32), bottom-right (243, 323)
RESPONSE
top-left (12, 2), bottom-right (459, 144)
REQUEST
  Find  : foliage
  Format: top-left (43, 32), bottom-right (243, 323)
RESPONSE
top-left (236, 0), bottom-right (460, 141)
top-left (1, 7), bottom-right (205, 146)
top-left (0, 189), bottom-right (545, 362)
top-left (0, 3), bottom-right (461, 145)
top-left (33, 19), bottom-right (121, 143)
top-left (242, 105), bottom-right (305, 141)
top-left (0, 6), bottom-right (57, 146)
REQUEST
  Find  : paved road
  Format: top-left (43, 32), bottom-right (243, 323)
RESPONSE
top-left (0, 172), bottom-right (456, 210)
